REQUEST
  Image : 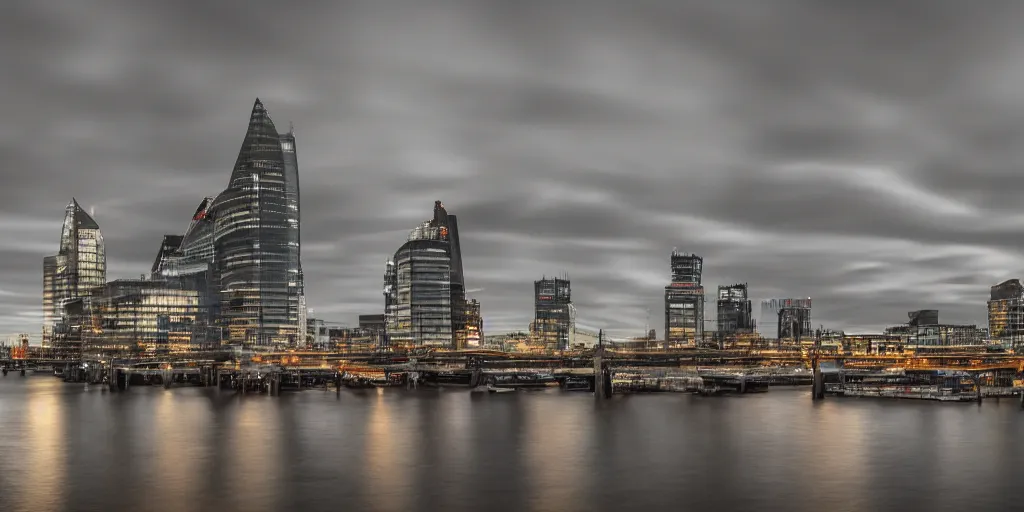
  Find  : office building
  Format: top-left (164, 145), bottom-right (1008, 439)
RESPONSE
top-left (42, 199), bottom-right (105, 352)
top-left (531, 276), bottom-right (573, 350)
top-left (384, 201), bottom-right (467, 349)
top-left (664, 252), bottom-right (704, 346)
top-left (988, 279), bottom-right (1024, 348)
top-left (151, 197), bottom-right (221, 347)
top-left (85, 278), bottom-right (202, 355)
top-left (885, 309), bottom-right (985, 347)
top-left (761, 298), bottom-right (812, 341)
top-left (716, 283), bottom-right (754, 336)
top-left (212, 98), bottom-right (303, 346)
top-left (462, 299), bottom-right (483, 348)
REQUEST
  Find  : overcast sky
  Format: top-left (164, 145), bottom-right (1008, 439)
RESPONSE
top-left (4, 0), bottom-right (1024, 340)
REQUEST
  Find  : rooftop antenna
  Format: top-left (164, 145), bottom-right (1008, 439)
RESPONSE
top-left (288, 121), bottom-right (294, 134)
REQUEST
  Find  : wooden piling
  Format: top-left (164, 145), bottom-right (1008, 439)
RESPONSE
top-left (812, 364), bottom-right (824, 400)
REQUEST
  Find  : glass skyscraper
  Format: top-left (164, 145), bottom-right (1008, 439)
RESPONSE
top-left (384, 201), bottom-right (466, 349)
top-left (42, 199), bottom-right (105, 351)
top-left (212, 98), bottom-right (303, 346)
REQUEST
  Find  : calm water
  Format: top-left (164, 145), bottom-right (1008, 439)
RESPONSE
top-left (0, 376), bottom-right (1021, 512)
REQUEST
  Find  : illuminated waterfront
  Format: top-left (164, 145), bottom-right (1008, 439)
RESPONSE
top-left (0, 377), bottom-right (1021, 512)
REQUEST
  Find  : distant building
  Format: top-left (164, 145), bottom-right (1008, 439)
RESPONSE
top-left (664, 252), bottom-right (704, 346)
top-left (359, 314), bottom-right (385, 331)
top-left (988, 279), bottom-right (1024, 348)
top-left (573, 328), bottom-right (601, 348)
top-left (483, 331), bottom-right (530, 351)
top-left (716, 283), bottom-right (754, 336)
top-left (884, 310), bottom-right (985, 347)
top-left (461, 299), bottom-right (483, 348)
top-left (761, 298), bottom-right (812, 341)
top-left (306, 318), bottom-right (328, 348)
top-left (358, 314), bottom-right (386, 350)
top-left (531, 276), bottom-right (573, 350)
top-left (778, 305), bottom-right (812, 341)
top-left (43, 199), bottom-right (105, 354)
top-left (384, 201), bottom-right (467, 349)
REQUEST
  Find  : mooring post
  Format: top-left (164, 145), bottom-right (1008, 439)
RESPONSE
top-left (812, 362), bottom-right (824, 400)
top-left (740, 374), bottom-right (747, 394)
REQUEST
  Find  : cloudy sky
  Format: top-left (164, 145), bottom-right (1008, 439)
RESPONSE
top-left (3, 0), bottom-right (1024, 340)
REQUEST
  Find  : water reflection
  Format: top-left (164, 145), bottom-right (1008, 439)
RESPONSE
top-left (19, 379), bottom-right (66, 512)
top-left (227, 396), bottom-right (281, 511)
top-left (522, 392), bottom-right (588, 511)
top-left (364, 390), bottom-right (413, 511)
top-left (0, 378), bottom-right (1022, 512)
top-left (150, 390), bottom-right (204, 512)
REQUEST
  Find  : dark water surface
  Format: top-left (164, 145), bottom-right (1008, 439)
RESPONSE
top-left (0, 376), bottom-right (1021, 512)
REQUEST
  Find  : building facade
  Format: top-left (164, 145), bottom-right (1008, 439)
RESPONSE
top-left (151, 197), bottom-right (222, 348)
top-left (532, 277), bottom-right (572, 350)
top-left (462, 299), bottom-right (483, 348)
top-left (988, 279), bottom-right (1024, 348)
top-left (664, 252), bottom-right (704, 346)
top-left (42, 199), bottom-right (105, 353)
top-left (716, 283), bottom-right (754, 336)
top-left (761, 298), bottom-right (812, 341)
top-left (212, 98), bottom-right (303, 346)
top-left (384, 201), bottom-right (467, 349)
top-left (885, 309), bottom-right (985, 347)
top-left (86, 279), bottom-right (202, 355)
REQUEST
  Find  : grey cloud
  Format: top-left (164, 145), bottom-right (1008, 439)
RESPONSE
top-left (3, 0), bottom-right (1024, 339)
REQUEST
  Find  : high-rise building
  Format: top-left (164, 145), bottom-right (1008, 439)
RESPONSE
top-left (716, 283), bottom-right (754, 336)
top-left (384, 201), bottom-right (466, 349)
top-left (42, 199), bottom-right (105, 352)
top-left (664, 251), bottom-right (704, 346)
top-left (763, 298), bottom-right (812, 341)
top-left (152, 197), bottom-right (221, 348)
top-left (532, 276), bottom-right (573, 350)
top-left (212, 99), bottom-right (303, 346)
top-left (988, 279), bottom-right (1024, 348)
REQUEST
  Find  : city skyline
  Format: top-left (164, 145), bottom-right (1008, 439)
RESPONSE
top-left (6, 1), bottom-right (1024, 338)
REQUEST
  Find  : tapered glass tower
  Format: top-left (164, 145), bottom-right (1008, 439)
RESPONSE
top-left (213, 99), bottom-right (302, 346)
top-left (42, 199), bottom-right (105, 348)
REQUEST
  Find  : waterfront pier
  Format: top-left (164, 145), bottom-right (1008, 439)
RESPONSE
top-left (2, 346), bottom-right (1021, 404)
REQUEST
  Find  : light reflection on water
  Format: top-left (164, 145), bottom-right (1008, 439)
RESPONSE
top-left (0, 378), bottom-right (1022, 512)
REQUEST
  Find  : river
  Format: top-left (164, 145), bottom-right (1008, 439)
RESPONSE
top-left (0, 376), bottom-right (1020, 512)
